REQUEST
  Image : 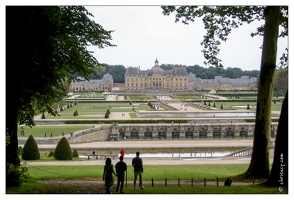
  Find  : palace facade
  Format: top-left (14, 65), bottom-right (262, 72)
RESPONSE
top-left (125, 59), bottom-right (189, 91)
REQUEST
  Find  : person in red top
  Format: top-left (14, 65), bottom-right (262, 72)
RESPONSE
top-left (120, 148), bottom-right (125, 157)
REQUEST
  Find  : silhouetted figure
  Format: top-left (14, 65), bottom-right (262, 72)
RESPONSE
top-left (224, 177), bottom-right (232, 186)
top-left (115, 156), bottom-right (127, 193)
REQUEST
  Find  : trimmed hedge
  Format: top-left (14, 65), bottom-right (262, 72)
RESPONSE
top-left (22, 135), bottom-right (40, 160)
top-left (64, 119), bottom-right (188, 124)
top-left (54, 137), bottom-right (72, 160)
top-left (72, 149), bottom-right (79, 157)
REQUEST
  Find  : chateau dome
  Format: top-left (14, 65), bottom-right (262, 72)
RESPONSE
top-left (148, 66), bottom-right (165, 76)
top-left (125, 67), bottom-right (141, 76)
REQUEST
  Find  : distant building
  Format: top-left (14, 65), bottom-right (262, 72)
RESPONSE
top-left (70, 73), bottom-right (113, 92)
top-left (125, 58), bottom-right (257, 91)
top-left (189, 75), bottom-right (257, 90)
top-left (71, 59), bottom-right (258, 92)
top-left (125, 58), bottom-right (189, 91)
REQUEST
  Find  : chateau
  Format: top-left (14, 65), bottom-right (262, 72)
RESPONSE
top-left (70, 59), bottom-right (257, 92)
top-left (125, 59), bottom-right (189, 91)
top-left (125, 59), bottom-right (257, 91)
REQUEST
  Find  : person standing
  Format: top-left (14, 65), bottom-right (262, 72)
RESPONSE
top-left (102, 158), bottom-right (116, 194)
top-left (132, 151), bottom-right (144, 190)
top-left (120, 148), bottom-right (125, 157)
top-left (115, 156), bottom-right (127, 193)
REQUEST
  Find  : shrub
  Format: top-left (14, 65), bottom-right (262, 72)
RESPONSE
top-left (22, 135), bottom-right (40, 160)
top-left (54, 137), bottom-right (72, 160)
top-left (41, 112), bottom-right (45, 119)
top-left (48, 151), bottom-right (54, 157)
top-left (220, 104), bottom-right (224, 109)
top-left (73, 110), bottom-right (78, 116)
top-left (72, 149), bottom-right (79, 157)
top-left (105, 109), bottom-right (110, 118)
top-left (18, 146), bottom-right (23, 156)
top-left (247, 104), bottom-right (250, 110)
top-left (60, 106), bottom-right (63, 111)
top-left (6, 163), bottom-right (30, 187)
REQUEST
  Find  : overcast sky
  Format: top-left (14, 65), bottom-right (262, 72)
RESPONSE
top-left (85, 5), bottom-right (288, 71)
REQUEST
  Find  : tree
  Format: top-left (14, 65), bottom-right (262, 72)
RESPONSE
top-left (72, 149), bottom-right (79, 158)
top-left (162, 6), bottom-right (288, 180)
top-left (266, 90), bottom-right (288, 187)
top-left (274, 67), bottom-right (288, 96)
top-left (22, 135), bottom-right (40, 160)
top-left (54, 137), bottom-right (73, 160)
top-left (6, 6), bottom-right (115, 186)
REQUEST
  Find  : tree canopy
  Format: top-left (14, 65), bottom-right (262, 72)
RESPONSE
top-left (6, 6), bottom-right (115, 186)
top-left (161, 5), bottom-right (288, 183)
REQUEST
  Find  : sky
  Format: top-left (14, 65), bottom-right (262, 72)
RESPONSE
top-left (85, 5), bottom-right (288, 71)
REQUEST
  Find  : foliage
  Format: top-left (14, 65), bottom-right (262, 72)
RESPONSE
top-left (247, 104), bottom-right (250, 109)
top-left (161, 6), bottom-right (288, 68)
top-left (73, 110), bottom-right (79, 116)
top-left (6, 163), bottom-right (30, 187)
top-left (22, 135), bottom-right (40, 160)
top-left (72, 149), bottom-right (79, 157)
top-left (48, 151), bottom-right (54, 157)
top-left (220, 104), bottom-right (223, 109)
top-left (41, 113), bottom-right (45, 119)
top-left (6, 6), bottom-right (115, 187)
top-left (274, 67), bottom-right (288, 96)
top-left (161, 5), bottom-right (288, 180)
top-left (18, 146), bottom-right (23, 156)
top-left (54, 137), bottom-right (73, 160)
top-left (104, 109), bottom-right (110, 118)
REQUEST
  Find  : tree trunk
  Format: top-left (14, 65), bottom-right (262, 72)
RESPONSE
top-left (266, 90), bottom-right (288, 187)
top-left (245, 6), bottom-right (280, 179)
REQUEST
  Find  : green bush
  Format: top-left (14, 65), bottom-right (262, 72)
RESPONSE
top-left (6, 163), bottom-right (30, 187)
top-left (72, 149), bottom-right (79, 157)
top-left (41, 112), bottom-right (45, 119)
top-left (18, 146), bottom-right (23, 156)
top-left (104, 109), bottom-right (110, 118)
top-left (48, 151), bottom-right (54, 157)
top-left (220, 104), bottom-right (224, 109)
top-left (54, 137), bottom-right (72, 160)
top-left (22, 135), bottom-right (40, 160)
top-left (247, 104), bottom-right (250, 110)
top-left (73, 110), bottom-right (78, 116)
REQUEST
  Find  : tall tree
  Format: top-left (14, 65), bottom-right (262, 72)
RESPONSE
top-left (265, 90), bottom-right (288, 187)
top-left (162, 6), bottom-right (288, 180)
top-left (6, 6), bottom-right (115, 186)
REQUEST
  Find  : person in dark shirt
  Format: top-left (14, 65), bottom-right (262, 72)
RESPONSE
top-left (132, 151), bottom-right (144, 190)
top-left (115, 156), bottom-right (127, 193)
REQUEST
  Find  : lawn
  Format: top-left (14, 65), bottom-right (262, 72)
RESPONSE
top-left (17, 125), bottom-right (93, 137)
top-left (45, 102), bottom-right (153, 119)
top-left (7, 164), bottom-right (287, 194)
